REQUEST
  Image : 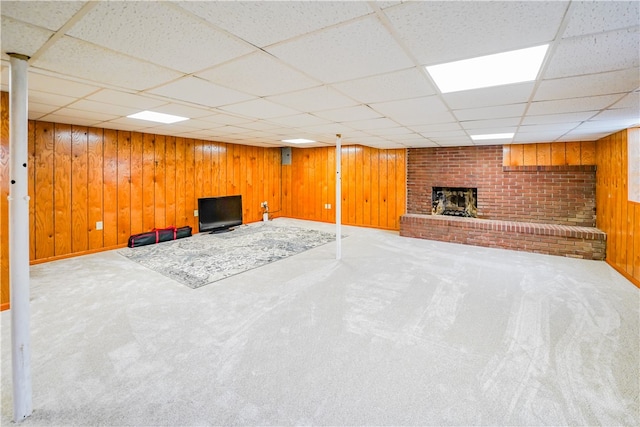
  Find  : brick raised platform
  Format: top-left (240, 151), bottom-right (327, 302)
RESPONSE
top-left (400, 214), bottom-right (606, 260)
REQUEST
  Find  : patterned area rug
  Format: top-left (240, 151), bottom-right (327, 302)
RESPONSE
top-left (118, 223), bottom-right (336, 289)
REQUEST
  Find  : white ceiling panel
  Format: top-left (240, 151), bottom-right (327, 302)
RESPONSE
top-left (1, 16), bottom-right (54, 60)
top-left (370, 96), bottom-right (450, 126)
top-left (67, 2), bottom-right (253, 74)
top-left (32, 36), bottom-right (183, 91)
top-left (28, 73), bottom-right (99, 98)
top-left (86, 90), bottom-right (167, 110)
top-left (527, 94), bottom-right (625, 116)
top-left (460, 118), bottom-right (521, 130)
top-left (544, 28), bottom-right (640, 79)
top-left (267, 114), bottom-right (331, 128)
top-left (514, 132), bottom-right (569, 143)
top-left (220, 99), bottom-right (300, 120)
top-left (563, 1), bottom-right (640, 38)
top-left (314, 106), bottom-right (382, 122)
top-left (521, 111), bottom-right (598, 125)
top-left (332, 68), bottom-right (436, 104)
top-left (454, 104), bottom-right (527, 122)
top-left (267, 86), bottom-right (357, 112)
top-left (175, 1), bottom-right (372, 48)
top-left (535, 68), bottom-right (640, 101)
top-left (384, 1), bottom-right (568, 65)
top-left (148, 77), bottom-right (254, 108)
top-left (267, 16), bottom-right (413, 83)
top-left (39, 113), bottom-right (101, 127)
top-left (1, 1), bottom-right (636, 149)
top-left (53, 107), bottom-right (119, 122)
top-left (443, 83), bottom-right (535, 110)
top-left (196, 53), bottom-right (318, 97)
top-left (0, 0), bottom-right (87, 31)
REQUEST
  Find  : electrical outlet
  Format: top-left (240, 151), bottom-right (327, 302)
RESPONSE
top-left (194, 210), bottom-right (198, 217)
top-left (325, 204), bottom-right (331, 209)
top-left (96, 221), bottom-right (103, 230)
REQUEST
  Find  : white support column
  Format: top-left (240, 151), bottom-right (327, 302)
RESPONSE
top-left (8, 53), bottom-right (33, 422)
top-left (335, 134), bottom-right (342, 260)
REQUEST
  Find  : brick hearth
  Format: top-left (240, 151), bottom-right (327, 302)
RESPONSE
top-left (401, 145), bottom-right (605, 259)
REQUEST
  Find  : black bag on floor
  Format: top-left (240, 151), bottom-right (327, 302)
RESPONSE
top-left (128, 226), bottom-right (192, 248)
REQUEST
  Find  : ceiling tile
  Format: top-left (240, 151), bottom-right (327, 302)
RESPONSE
top-left (527, 94), bottom-right (624, 116)
top-left (544, 28), bottom-right (639, 79)
top-left (563, 1), bottom-right (640, 38)
top-left (342, 117), bottom-right (401, 131)
top-left (148, 77), bottom-right (255, 108)
top-left (521, 111), bottom-right (598, 125)
top-left (314, 105), bottom-right (382, 122)
top-left (611, 91), bottom-right (639, 110)
top-left (384, 1), bottom-right (568, 65)
top-left (86, 89), bottom-right (167, 110)
top-left (267, 86), bottom-right (357, 112)
top-left (557, 131), bottom-right (610, 141)
top-left (443, 82), bottom-right (534, 110)
top-left (590, 108), bottom-right (639, 124)
top-left (267, 114), bottom-right (331, 128)
top-left (333, 68), bottom-right (436, 104)
top-left (370, 96), bottom-right (451, 126)
top-left (28, 73), bottom-right (99, 98)
top-left (0, 1), bottom-right (86, 31)
top-left (196, 53), bottom-right (319, 97)
top-left (67, 99), bottom-right (137, 116)
top-left (152, 104), bottom-right (215, 119)
top-left (1, 16), bottom-right (53, 60)
top-left (220, 99), bottom-right (300, 119)
top-left (519, 122), bottom-right (581, 133)
top-left (175, 1), bottom-right (372, 47)
top-left (366, 126), bottom-right (414, 136)
top-left (453, 104), bottom-right (526, 122)
top-left (408, 123), bottom-right (462, 133)
top-left (67, 2), bottom-right (254, 74)
top-left (32, 36), bottom-right (183, 91)
top-left (53, 107), bottom-right (119, 122)
top-left (267, 16), bottom-right (413, 83)
top-left (40, 113), bottom-right (101, 127)
top-left (460, 118), bottom-right (521, 130)
top-left (535, 68), bottom-right (639, 100)
top-left (28, 91), bottom-right (76, 107)
top-left (28, 102), bottom-right (61, 115)
top-left (514, 132), bottom-right (567, 143)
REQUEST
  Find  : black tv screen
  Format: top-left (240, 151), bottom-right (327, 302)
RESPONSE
top-left (198, 195), bottom-right (242, 233)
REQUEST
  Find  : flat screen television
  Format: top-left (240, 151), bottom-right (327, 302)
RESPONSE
top-left (198, 195), bottom-right (243, 233)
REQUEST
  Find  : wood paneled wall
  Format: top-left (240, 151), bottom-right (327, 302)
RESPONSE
top-left (595, 128), bottom-right (640, 287)
top-left (503, 141), bottom-right (596, 166)
top-left (1, 90), bottom-right (283, 308)
top-left (282, 145), bottom-right (406, 230)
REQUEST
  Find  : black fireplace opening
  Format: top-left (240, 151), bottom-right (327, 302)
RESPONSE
top-left (432, 187), bottom-right (478, 218)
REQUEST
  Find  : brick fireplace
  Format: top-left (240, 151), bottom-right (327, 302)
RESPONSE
top-left (400, 145), bottom-right (605, 259)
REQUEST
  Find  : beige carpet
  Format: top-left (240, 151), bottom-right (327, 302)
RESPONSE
top-left (1, 218), bottom-right (638, 426)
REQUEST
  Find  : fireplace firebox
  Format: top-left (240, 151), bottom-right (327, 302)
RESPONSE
top-left (432, 187), bottom-right (477, 218)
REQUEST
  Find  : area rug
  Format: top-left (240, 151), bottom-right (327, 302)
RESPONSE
top-left (118, 223), bottom-right (337, 289)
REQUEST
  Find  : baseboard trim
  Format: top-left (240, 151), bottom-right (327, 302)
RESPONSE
top-left (607, 261), bottom-right (640, 288)
top-left (29, 244), bottom-right (128, 265)
top-left (1, 302), bottom-right (10, 311)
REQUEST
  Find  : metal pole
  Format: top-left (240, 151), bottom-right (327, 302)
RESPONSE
top-left (335, 134), bottom-right (342, 260)
top-left (8, 52), bottom-right (33, 422)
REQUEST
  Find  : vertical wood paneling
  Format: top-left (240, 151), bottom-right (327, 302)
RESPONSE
top-left (581, 141), bottom-right (596, 165)
top-left (87, 128), bottom-right (103, 250)
top-left (184, 138), bottom-right (195, 231)
top-left (34, 122), bottom-right (55, 259)
top-left (536, 143), bottom-right (551, 165)
top-left (142, 133), bottom-right (155, 231)
top-left (130, 132), bottom-right (143, 235)
top-left (510, 144), bottom-right (524, 166)
top-left (103, 129), bottom-right (118, 247)
top-left (117, 131), bottom-right (131, 245)
top-left (154, 135), bottom-right (166, 228)
top-left (165, 136), bottom-right (176, 227)
top-left (566, 141), bottom-right (582, 165)
top-left (71, 126), bottom-right (88, 253)
top-left (596, 128), bottom-right (640, 287)
top-left (523, 144), bottom-right (537, 166)
top-left (28, 121), bottom-right (35, 261)
top-left (175, 137), bottom-right (186, 227)
top-left (551, 142), bottom-right (566, 165)
top-left (54, 124), bottom-right (72, 256)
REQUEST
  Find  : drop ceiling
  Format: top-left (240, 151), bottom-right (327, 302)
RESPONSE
top-left (1, 1), bottom-right (638, 149)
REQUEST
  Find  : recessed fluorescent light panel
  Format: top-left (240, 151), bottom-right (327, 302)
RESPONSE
top-left (282, 138), bottom-right (316, 144)
top-left (127, 110), bottom-right (189, 124)
top-left (426, 45), bottom-right (549, 93)
top-left (470, 133), bottom-right (514, 140)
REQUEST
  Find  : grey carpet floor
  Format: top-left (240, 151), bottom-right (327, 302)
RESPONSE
top-left (1, 218), bottom-right (638, 426)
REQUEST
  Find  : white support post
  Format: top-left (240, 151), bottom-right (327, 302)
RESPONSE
top-left (8, 53), bottom-right (33, 422)
top-left (335, 134), bottom-right (342, 260)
